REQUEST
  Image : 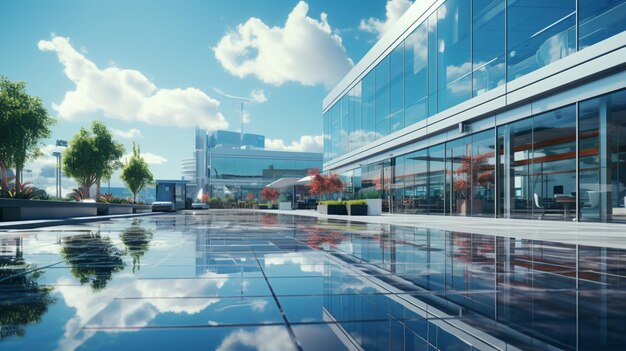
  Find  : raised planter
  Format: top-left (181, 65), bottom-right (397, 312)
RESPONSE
top-left (347, 204), bottom-right (368, 216)
top-left (278, 202), bottom-right (292, 210)
top-left (317, 204), bottom-right (347, 215)
top-left (366, 199), bottom-right (382, 216)
top-left (0, 198), bottom-right (151, 221)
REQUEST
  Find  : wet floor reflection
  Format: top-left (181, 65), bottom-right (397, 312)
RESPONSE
top-left (0, 212), bottom-right (624, 350)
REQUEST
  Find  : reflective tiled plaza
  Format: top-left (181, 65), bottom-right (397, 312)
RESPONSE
top-left (1, 212), bottom-right (624, 350)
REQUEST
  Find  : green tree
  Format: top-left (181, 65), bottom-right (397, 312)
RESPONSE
top-left (120, 219), bottom-right (153, 273)
top-left (60, 232), bottom-right (126, 291)
top-left (0, 76), bottom-right (55, 193)
top-left (120, 142), bottom-right (154, 203)
top-left (63, 121), bottom-right (124, 199)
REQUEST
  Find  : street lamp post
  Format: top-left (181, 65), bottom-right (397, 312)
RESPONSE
top-left (53, 139), bottom-right (68, 199)
top-left (52, 152), bottom-right (61, 198)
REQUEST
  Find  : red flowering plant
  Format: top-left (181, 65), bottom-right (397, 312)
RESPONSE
top-left (452, 153), bottom-right (494, 199)
top-left (307, 167), bottom-right (344, 199)
top-left (260, 187), bottom-right (280, 204)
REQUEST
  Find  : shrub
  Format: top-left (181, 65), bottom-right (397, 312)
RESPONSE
top-left (345, 199), bottom-right (366, 206)
top-left (2, 182), bottom-right (48, 200)
top-left (318, 200), bottom-right (345, 206)
top-left (98, 192), bottom-right (129, 204)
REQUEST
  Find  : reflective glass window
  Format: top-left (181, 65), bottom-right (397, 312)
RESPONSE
top-left (473, 0), bottom-right (505, 96)
top-left (507, 0), bottom-right (576, 81)
top-left (405, 23), bottom-right (429, 126)
top-left (579, 0), bottom-right (626, 50)
top-left (351, 82), bottom-right (363, 151)
top-left (447, 136), bottom-right (471, 215)
top-left (437, 0), bottom-right (472, 111)
top-left (532, 105), bottom-right (577, 220)
top-left (331, 104), bottom-right (340, 160)
top-left (375, 56), bottom-right (390, 137)
top-left (428, 13), bottom-right (438, 116)
top-left (362, 70), bottom-right (376, 141)
top-left (578, 89), bottom-right (626, 223)
top-left (470, 130), bottom-right (496, 216)
top-left (340, 95), bottom-right (350, 155)
top-left (427, 144), bottom-right (447, 215)
top-left (389, 43), bottom-right (404, 133)
top-left (323, 112), bottom-right (329, 162)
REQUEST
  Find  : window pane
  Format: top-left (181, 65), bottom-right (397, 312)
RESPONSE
top-left (470, 130), bottom-right (496, 216)
top-left (340, 95), bottom-right (349, 156)
top-left (437, 0), bottom-right (472, 111)
top-left (473, 0), bottom-right (505, 96)
top-left (390, 44), bottom-right (404, 117)
top-left (363, 70), bottom-right (376, 141)
top-left (579, 89), bottom-right (626, 223)
top-left (405, 23), bottom-right (429, 126)
top-left (507, 0), bottom-right (576, 81)
top-left (428, 144), bottom-right (446, 214)
top-left (376, 56), bottom-right (390, 136)
top-left (428, 13), bottom-right (438, 116)
top-left (579, 0), bottom-right (626, 50)
top-left (351, 82), bottom-right (362, 151)
top-left (531, 105), bottom-right (577, 220)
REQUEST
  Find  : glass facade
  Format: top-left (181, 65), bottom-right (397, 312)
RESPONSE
top-left (208, 152), bottom-right (320, 201)
top-left (336, 89), bottom-right (626, 222)
top-left (323, 0), bottom-right (626, 163)
top-left (211, 156), bottom-right (319, 180)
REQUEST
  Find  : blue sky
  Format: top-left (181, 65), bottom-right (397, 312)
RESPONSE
top-left (0, 0), bottom-right (413, 192)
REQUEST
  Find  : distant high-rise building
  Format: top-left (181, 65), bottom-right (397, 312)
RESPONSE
top-left (191, 128), bottom-right (322, 201)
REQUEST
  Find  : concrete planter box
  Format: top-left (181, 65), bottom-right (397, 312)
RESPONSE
top-left (278, 202), bottom-right (292, 210)
top-left (97, 203), bottom-right (152, 215)
top-left (366, 199), bottom-right (382, 215)
top-left (317, 204), bottom-right (347, 215)
top-left (0, 198), bottom-right (151, 221)
top-left (347, 204), bottom-right (368, 216)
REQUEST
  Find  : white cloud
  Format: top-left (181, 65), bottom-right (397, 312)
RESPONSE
top-left (249, 89), bottom-right (267, 103)
top-left (112, 128), bottom-right (143, 140)
top-left (38, 35), bottom-right (228, 131)
top-left (265, 134), bottom-right (323, 152)
top-left (122, 151), bottom-right (167, 165)
top-left (213, 1), bottom-right (353, 88)
top-left (359, 0), bottom-right (413, 38)
top-left (242, 111), bottom-right (251, 124)
top-left (264, 252), bottom-right (325, 273)
top-left (212, 88), bottom-right (268, 104)
top-left (216, 326), bottom-right (296, 351)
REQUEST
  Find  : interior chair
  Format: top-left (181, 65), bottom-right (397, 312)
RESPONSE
top-left (534, 193), bottom-right (563, 220)
top-left (533, 193), bottom-right (546, 219)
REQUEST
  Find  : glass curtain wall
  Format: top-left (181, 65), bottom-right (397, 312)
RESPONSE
top-left (437, 0), bottom-right (472, 111)
top-left (428, 144), bottom-right (447, 214)
top-left (579, 89), bottom-right (626, 222)
top-left (507, 0), bottom-right (576, 82)
top-left (497, 105), bottom-right (576, 220)
top-left (323, 0), bottom-right (626, 165)
top-left (351, 90), bottom-right (621, 222)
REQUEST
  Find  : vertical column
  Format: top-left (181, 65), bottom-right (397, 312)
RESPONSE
top-left (503, 125), bottom-right (514, 218)
top-left (599, 97), bottom-right (611, 221)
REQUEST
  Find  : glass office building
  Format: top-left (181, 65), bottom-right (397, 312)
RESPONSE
top-left (323, 0), bottom-right (626, 222)
top-left (193, 129), bottom-right (322, 201)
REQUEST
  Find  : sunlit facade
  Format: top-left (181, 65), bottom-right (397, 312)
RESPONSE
top-left (323, 0), bottom-right (626, 222)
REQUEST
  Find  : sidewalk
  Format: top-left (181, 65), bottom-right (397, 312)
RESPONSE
top-left (257, 209), bottom-right (626, 249)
